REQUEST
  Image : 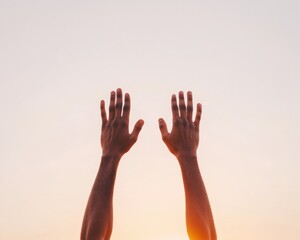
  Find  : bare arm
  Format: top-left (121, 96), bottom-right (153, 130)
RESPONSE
top-left (81, 88), bottom-right (144, 240)
top-left (159, 91), bottom-right (217, 240)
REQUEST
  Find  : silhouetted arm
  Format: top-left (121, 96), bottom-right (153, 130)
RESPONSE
top-left (81, 88), bottom-right (144, 240)
top-left (159, 91), bottom-right (217, 240)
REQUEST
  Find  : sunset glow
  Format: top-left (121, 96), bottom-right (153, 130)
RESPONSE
top-left (0, 0), bottom-right (299, 240)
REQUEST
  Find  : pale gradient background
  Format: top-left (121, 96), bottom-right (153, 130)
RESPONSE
top-left (0, 0), bottom-right (299, 239)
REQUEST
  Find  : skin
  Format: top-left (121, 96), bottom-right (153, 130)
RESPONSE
top-left (159, 91), bottom-right (217, 240)
top-left (81, 89), bottom-right (216, 240)
top-left (80, 88), bottom-right (144, 240)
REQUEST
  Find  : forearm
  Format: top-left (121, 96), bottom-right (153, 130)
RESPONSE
top-left (81, 155), bottom-right (120, 240)
top-left (178, 155), bottom-right (217, 240)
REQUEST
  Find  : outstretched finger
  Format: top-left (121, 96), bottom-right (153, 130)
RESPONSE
top-left (115, 88), bottom-right (123, 117)
top-left (122, 93), bottom-right (130, 123)
top-left (100, 100), bottom-right (107, 126)
top-left (187, 91), bottom-right (193, 121)
top-left (158, 118), bottom-right (169, 142)
top-left (194, 103), bottom-right (202, 127)
top-left (171, 94), bottom-right (179, 122)
top-left (108, 91), bottom-right (116, 121)
top-left (179, 91), bottom-right (186, 118)
top-left (130, 119), bottom-right (144, 145)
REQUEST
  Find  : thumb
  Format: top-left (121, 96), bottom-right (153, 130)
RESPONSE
top-left (158, 118), bottom-right (169, 142)
top-left (130, 119), bottom-right (144, 145)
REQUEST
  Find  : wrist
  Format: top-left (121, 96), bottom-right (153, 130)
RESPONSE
top-left (102, 149), bottom-right (123, 161)
top-left (176, 153), bottom-right (198, 168)
top-left (100, 154), bottom-right (121, 170)
top-left (176, 152), bottom-right (197, 161)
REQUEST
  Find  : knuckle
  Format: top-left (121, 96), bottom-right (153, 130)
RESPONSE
top-left (179, 104), bottom-right (186, 110)
top-left (131, 136), bottom-right (137, 143)
top-left (172, 105), bottom-right (178, 111)
top-left (120, 120), bottom-right (127, 127)
top-left (162, 135), bottom-right (168, 142)
top-left (116, 103), bottom-right (122, 109)
top-left (174, 119), bottom-right (181, 127)
top-left (109, 106), bottom-right (114, 112)
top-left (123, 105), bottom-right (130, 112)
top-left (112, 120), bottom-right (119, 127)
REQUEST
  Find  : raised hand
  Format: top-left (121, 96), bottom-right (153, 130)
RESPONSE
top-left (101, 88), bottom-right (144, 160)
top-left (158, 91), bottom-right (202, 161)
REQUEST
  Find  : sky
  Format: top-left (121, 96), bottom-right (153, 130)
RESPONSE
top-left (0, 0), bottom-right (299, 239)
